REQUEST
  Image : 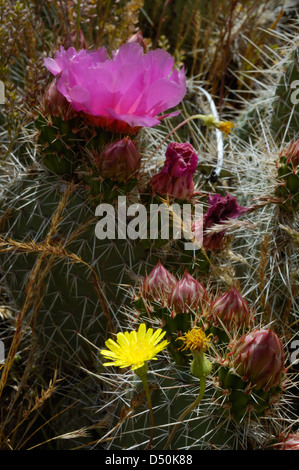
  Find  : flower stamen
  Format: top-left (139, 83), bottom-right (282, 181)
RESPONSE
top-left (177, 327), bottom-right (212, 353)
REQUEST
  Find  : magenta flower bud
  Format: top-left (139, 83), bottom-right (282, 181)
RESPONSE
top-left (277, 433), bottom-right (299, 450)
top-left (203, 193), bottom-right (250, 251)
top-left (141, 261), bottom-right (177, 304)
top-left (44, 43), bottom-right (186, 134)
top-left (168, 271), bottom-right (208, 317)
top-left (96, 137), bottom-right (141, 183)
top-left (42, 78), bottom-right (77, 120)
top-left (208, 287), bottom-right (252, 330)
top-left (228, 329), bottom-right (285, 391)
top-left (150, 142), bottom-right (198, 201)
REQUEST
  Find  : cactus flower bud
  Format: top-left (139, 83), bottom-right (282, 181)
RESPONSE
top-left (208, 287), bottom-right (252, 330)
top-left (150, 142), bottom-right (198, 201)
top-left (42, 78), bottom-right (77, 120)
top-left (277, 433), bottom-right (299, 450)
top-left (228, 329), bottom-right (285, 391)
top-left (168, 271), bottom-right (208, 317)
top-left (281, 140), bottom-right (299, 168)
top-left (141, 261), bottom-right (177, 304)
top-left (96, 138), bottom-right (141, 183)
top-left (203, 193), bottom-right (250, 251)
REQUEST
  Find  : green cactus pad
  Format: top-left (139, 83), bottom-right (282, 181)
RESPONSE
top-left (35, 113), bottom-right (81, 175)
top-left (217, 366), bottom-right (283, 421)
top-left (271, 48), bottom-right (299, 141)
top-left (275, 156), bottom-right (299, 211)
top-left (0, 172), bottom-right (160, 367)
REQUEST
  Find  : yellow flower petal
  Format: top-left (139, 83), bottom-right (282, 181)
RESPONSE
top-left (105, 338), bottom-right (121, 353)
top-left (116, 333), bottom-right (130, 350)
top-left (138, 323), bottom-right (147, 339)
top-left (152, 329), bottom-right (166, 345)
top-left (100, 323), bottom-right (169, 371)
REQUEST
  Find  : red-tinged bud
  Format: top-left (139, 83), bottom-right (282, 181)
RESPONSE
top-left (203, 193), bottom-right (250, 251)
top-left (281, 140), bottom-right (299, 168)
top-left (150, 142), bottom-right (198, 201)
top-left (276, 433), bottom-right (299, 450)
top-left (168, 271), bottom-right (208, 317)
top-left (208, 287), bottom-right (252, 330)
top-left (228, 329), bottom-right (285, 391)
top-left (141, 261), bottom-right (177, 304)
top-left (42, 78), bottom-right (77, 121)
top-left (63, 30), bottom-right (87, 50)
top-left (96, 138), bottom-right (141, 183)
top-left (127, 30), bottom-right (147, 53)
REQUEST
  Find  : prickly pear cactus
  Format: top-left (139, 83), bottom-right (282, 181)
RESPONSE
top-left (215, 328), bottom-right (285, 422)
top-left (233, 44), bottom-right (299, 330)
top-left (271, 47), bottom-right (299, 142)
top-left (1, 10), bottom-right (298, 451)
top-left (98, 264), bottom-right (290, 450)
top-left (0, 172), bottom-right (150, 365)
top-left (0, 42), bottom-right (212, 368)
top-left (275, 140), bottom-right (299, 213)
top-left (92, 43), bottom-right (299, 451)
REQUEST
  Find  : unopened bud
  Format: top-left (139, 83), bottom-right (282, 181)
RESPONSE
top-left (276, 433), bottom-right (299, 450)
top-left (141, 261), bottom-right (177, 305)
top-left (42, 78), bottom-right (77, 120)
top-left (229, 329), bottom-right (285, 391)
top-left (208, 287), bottom-right (252, 330)
top-left (168, 272), bottom-right (208, 317)
top-left (150, 142), bottom-right (198, 201)
top-left (96, 137), bottom-right (141, 183)
top-left (280, 140), bottom-right (299, 168)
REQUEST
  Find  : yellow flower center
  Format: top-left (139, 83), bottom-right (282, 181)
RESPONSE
top-left (177, 327), bottom-right (212, 353)
top-left (216, 121), bottom-right (234, 137)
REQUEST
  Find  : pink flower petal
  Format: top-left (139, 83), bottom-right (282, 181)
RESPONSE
top-left (44, 43), bottom-right (187, 132)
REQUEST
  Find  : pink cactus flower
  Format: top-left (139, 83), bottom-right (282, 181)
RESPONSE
top-left (150, 142), bottom-right (198, 201)
top-left (44, 43), bottom-right (186, 134)
top-left (208, 287), bottom-right (252, 330)
top-left (202, 193), bottom-right (250, 251)
top-left (168, 271), bottom-right (208, 317)
top-left (228, 328), bottom-right (285, 391)
top-left (141, 261), bottom-right (177, 305)
top-left (95, 137), bottom-right (141, 183)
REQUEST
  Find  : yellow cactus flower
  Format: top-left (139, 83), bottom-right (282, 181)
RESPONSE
top-left (101, 323), bottom-right (169, 371)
